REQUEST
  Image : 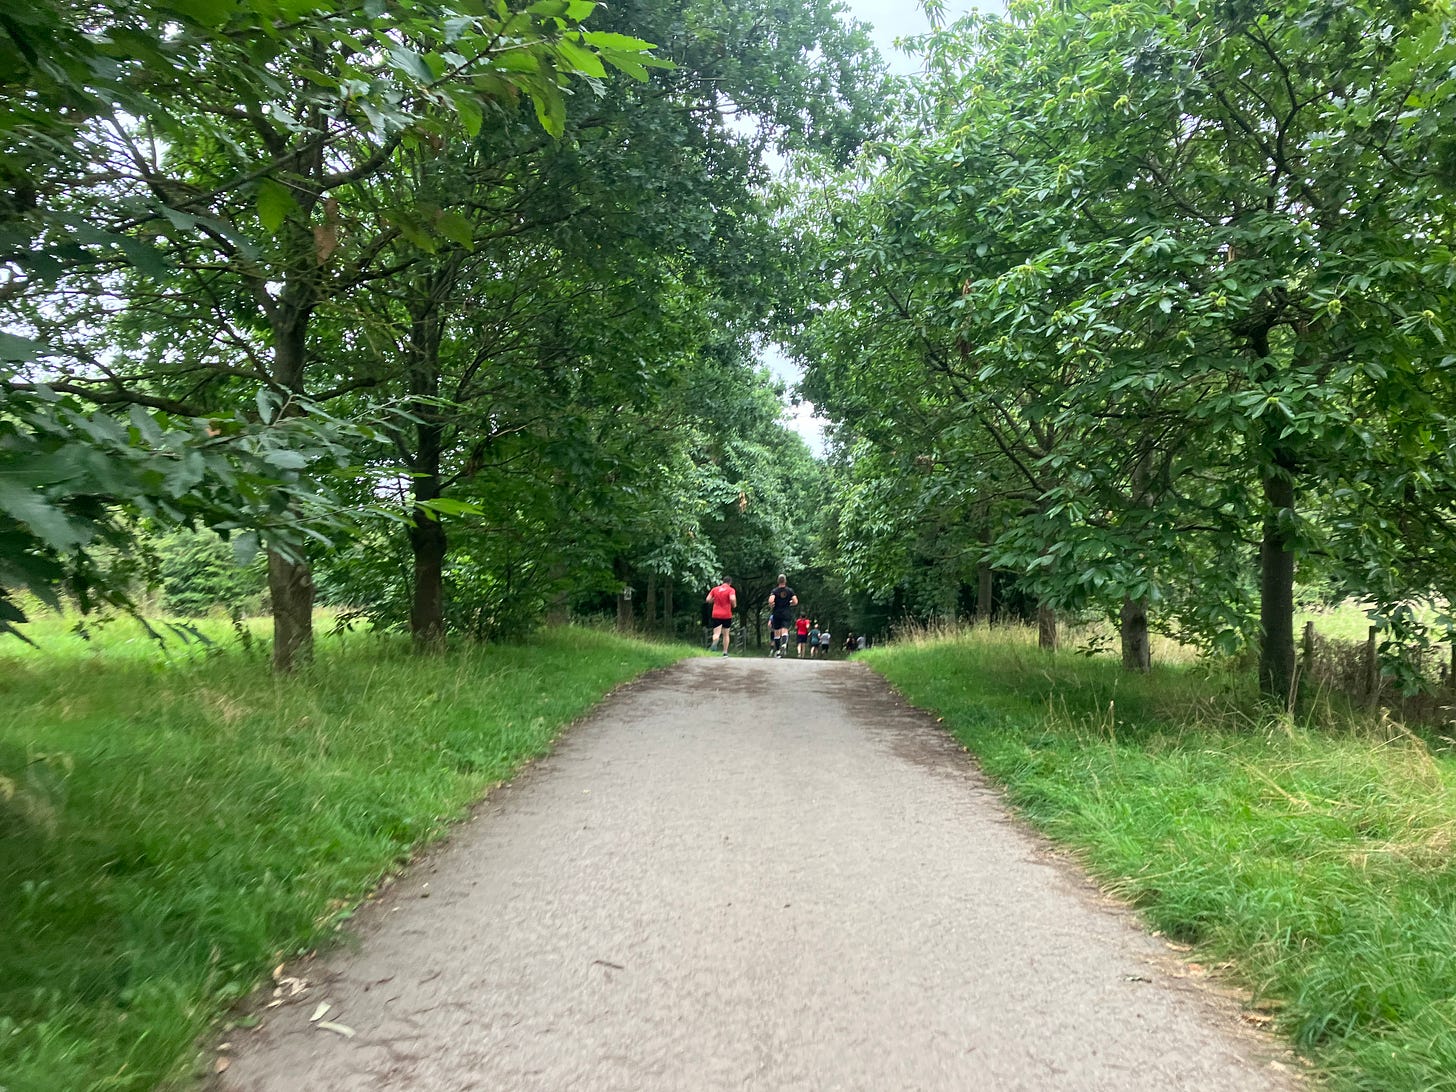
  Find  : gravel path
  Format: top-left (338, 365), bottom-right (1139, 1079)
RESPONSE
top-left (219, 656), bottom-right (1298, 1091)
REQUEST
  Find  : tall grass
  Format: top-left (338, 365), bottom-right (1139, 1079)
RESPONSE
top-left (0, 624), bottom-right (687, 1092)
top-left (867, 626), bottom-right (1456, 1092)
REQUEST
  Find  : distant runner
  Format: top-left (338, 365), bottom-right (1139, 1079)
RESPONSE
top-left (767, 575), bottom-right (798, 659)
top-left (819, 626), bottom-right (832, 658)
top-left (706, 577), bottom-right (737, 657)
top-left (808, 620), bottom-right (821, 658)
top-left (795, 615), bottom-right (811, 657)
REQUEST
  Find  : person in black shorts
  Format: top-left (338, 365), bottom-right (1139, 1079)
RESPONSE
top-left (767, 574), bottom-right (798, 658)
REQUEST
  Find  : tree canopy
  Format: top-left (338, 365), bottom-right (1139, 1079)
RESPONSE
top-left (6, 0), bottom-right (1456, 696)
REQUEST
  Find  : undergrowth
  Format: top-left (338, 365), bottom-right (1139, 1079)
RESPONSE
top-left (866, 626), bottom-right (1456, 1092)
top-left (0, 624), bottom-right (686, 1092)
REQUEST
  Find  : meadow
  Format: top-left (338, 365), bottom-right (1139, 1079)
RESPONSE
top-left (0, 615), bottom-right (688, 1092)
top-left (866, 626), bottom-right (1456, 1091)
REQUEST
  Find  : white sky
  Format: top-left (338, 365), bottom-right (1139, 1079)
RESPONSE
top-left (766, 0), bottom-right (1007, 454)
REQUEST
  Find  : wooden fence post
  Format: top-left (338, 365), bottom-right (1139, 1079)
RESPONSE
top-left (1364, 625), bottom-right (1379, 709)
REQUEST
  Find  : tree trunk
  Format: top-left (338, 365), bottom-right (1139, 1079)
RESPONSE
top-left (267, 313), bottom-right (316, 672)
top-left (977, 521), bottom-right (994, 621)
top-left (663, 581), bottom-right (674, 637)
top-left (404, 289), bottom-right (451, 647)
top-left (408, 515), bottom-right (447, 647)
top-left (268, 549), bottom-right (314, 672)
top-left (646, 572), bottom-right (658, 631)
top-left (1037, 603), bottom-right (1058, 651)
top-left (977, 565), bottom-right (994, 622)
top-left (616, 586), bottom-right (633, 633)
top-left (546, 559), bottom-right (569, 626)
top-left (1120, 595), bottom-right (1151, 672)
top-left (1258, 454), bottom-right (1298, 706)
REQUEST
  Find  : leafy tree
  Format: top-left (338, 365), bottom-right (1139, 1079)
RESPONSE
top-left (3, 0), bottom-right (659, 666)
top-left (320, 0), bottom-right (884, 645)
top-left (156, 528), bottom-right (266, 616)
top-left (801, 0), bottom-right (1456, 699)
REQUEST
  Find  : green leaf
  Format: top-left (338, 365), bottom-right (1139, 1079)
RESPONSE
top-left (161, 0), bottom-right (237, 27)
top-left (262, 448), bottom-right (309, 470)
top-left (161, 206), bottom-right (198, 231)
top-left (436, 211), bottom-right (475, 250)
top-left (417, 497), bottom-right (484, 517)
top-left (494, 49), bottom-right (542, 74)
top-left (256, 179), bottom-right (296, 234)
top-left (230, 530), bottom-right (260, 566)
top-left (581, 31), bottom-right (656, 53)
top-left (389, 47), bottom-right (436, 85)
top-left (556, 39), bottom-right (607, 79)
top-left (531, 85), bottom-right (566, 137)
top-left (0, 482), bottom-right (90, 551)
top-left (0, 331), bottom-right (47, 361)
top-left (454, 94), bottom-right (484, 137)
top-left (603, 55), bottom-right (649, 82)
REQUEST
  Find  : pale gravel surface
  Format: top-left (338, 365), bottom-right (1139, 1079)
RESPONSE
top-left (218, 656), bottom-right (1299, 1091)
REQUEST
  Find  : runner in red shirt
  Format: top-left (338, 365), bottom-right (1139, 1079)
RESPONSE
top-left (705, 577), bottom-right (737, 657)
top-left (795, 614), bottom-right (811, 657)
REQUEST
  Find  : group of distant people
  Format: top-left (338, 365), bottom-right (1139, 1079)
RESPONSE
top-left (702, 574), bottom-right (865, 658)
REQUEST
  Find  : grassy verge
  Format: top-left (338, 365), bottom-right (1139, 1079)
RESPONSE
top-left (865, 627), bottom-right (1456, 1092)
top-left (0, 624), bottom-right (688, 1092)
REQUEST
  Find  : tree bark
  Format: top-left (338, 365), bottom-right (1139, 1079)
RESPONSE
top-left (263, 189), bottom-right (322, 672)
top-left (404, 288), bottom-right (450, 647)
top-left (1258, 450), bottom-right (1298, 707)
top-left (646, 572), bottom-right (658, 631)
top-left (977, 521), bottom-right (994, 621)
top-left (408, 514), bottom-right (447, 647)
top-left (1037, 603), bottom-right (1058, 651)
top-left (546, 559), bottom-right (569, 626)
top-left (268, 549), bottom-right (314, 672)
top-left (616, 586), bottom-right (633, 633)
top-left (1120, 595), bottom-right (1151, 672)
top-left (663, 581), bottom-right (673, 637)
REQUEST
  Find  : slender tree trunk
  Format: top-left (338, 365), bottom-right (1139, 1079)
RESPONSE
top-left (1120, 595), bottom-right (1151, 672)
top-left (1258, 452), bottom-right (1298, 706)
top-left (547, 559), bottom-right (569, 626)
top-left (268, 550), bottom-right (314, 672)
top-left (616, 586), bottom-right (633, 633)
top-left (663, 581), bottom-right (673, 637)
top-left (977, 521), bottom-right (994, 621)
top-left (406, 326), bottom-right (449, 645)
top-left (262, 149), bottom-right (325, 673)
top-left (1364, 625), bottom-right (1380, 710)
top-left (267, 312), bottom-right (316, 672)
top-left (646, 572), bottom-right (658, 631)
top-left (1037, 603), bottom-right (1058, 651)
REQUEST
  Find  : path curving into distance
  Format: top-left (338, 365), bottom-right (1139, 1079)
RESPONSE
top-left (218, 657), bottom-right (1298, 1091)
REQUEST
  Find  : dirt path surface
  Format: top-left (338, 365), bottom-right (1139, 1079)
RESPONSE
top-left (219, 657), bottom-right (1297, 1091)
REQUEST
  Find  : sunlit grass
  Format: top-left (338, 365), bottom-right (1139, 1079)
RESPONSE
top-left (0, 624), bottom-right (688, 1092)
top-left (866, 627), bottom-right (1456, 1091)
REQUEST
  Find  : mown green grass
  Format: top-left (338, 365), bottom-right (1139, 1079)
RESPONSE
top-left (866, 627), bottom-right (1456, 1092)
top-left (0, 623), bottom-right (688, 1092)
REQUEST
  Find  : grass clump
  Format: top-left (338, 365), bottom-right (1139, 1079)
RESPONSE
top-left (0, 624), bottom-right (686, 1092)
top-left (866, 627), bottom-right (1456, 1092)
